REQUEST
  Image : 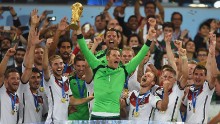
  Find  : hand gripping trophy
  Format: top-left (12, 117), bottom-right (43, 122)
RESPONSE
top-left (69, 2), bottom-right (83, 30)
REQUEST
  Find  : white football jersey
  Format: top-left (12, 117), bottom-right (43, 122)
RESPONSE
top-left (183, 81), bottom-right (214, 124)
top-left (44, 75), bottom-right (72, 123)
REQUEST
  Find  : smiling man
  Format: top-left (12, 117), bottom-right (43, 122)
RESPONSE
top-left (76, 22), bottom-right (155, 120)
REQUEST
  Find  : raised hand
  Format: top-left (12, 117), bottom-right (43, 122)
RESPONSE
top-left (31, 9), bottom-right (40, 26)
top-left (147, 27), bottom-right (157, 41)
top-left (174, 40), bottom-right (182, 50)
top-left (164, 33), bottom-right (172, 43)
top-left (6, 44), bottom-right (17, 57)
top-left (57, 17), bottom-right (68, 31)
top-left (178, 48), bottom-right (187, 57)
top-left (30, 28), bottom-right (43, 45)
top-left (94, 36), bottom-right (103, 45)
top-left (148, 18), bottom-right (156, 27)
top-left (163, 80), bottom-right (170, 92)
top-left (46, 38), bottom-right (53, 48)
top-left (40, 10), bottom-right (47, 21)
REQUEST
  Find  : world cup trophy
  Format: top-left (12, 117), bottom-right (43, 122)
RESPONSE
top-left (69, 2), bottom-right (83, 30)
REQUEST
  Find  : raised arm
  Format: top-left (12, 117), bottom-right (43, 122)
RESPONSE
top-left (134, 0), bottom-right (142, 22)
top-left (206, 33), bottom-right (218, 89)
top-left (76, 26), bottom-right (100, 69)
top-left (155, 0), bottom-right (165, 21)
top-left (0, 46), bottom-right (16, 86)
top-left (43, 38), bottom-right (53, 81)
top-left (156, 80), bottom-right (169, 111)
top-left (137, 52), bottom-right (150, 83)
top-left (165, 34), bottom-right (177, 72)
top-left (21, 28), bottom-right (43, 83)
top-left (178, 48), bottom-right (188, 89)
top-left (49, 17), bottom-right (68, 56)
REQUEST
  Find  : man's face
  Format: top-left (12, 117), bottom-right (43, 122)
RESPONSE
top-left (5, 72), bottom-right (20, 92)
top-left (197, 51), bottom-right (208, 63)
top-left (160, 70), bottom-right (176, 90)
top-left (188, 63), bottom-right (197, 79)
top-left (34, 48), bottom-right (44, 65)
top-left (127, 17), bottom-right (138, 31)
top-left (107, 19), bottom-right (119, 29)
top-left (1, 39), bottom-right (11, 51)
top-left (51, 58), bottom-right (64, 76)
top-left (29, 72), bottom-right (41, 91)
top-left (128, 36), bottom-right (139, 47)
top-left (105, 31), bottom-right (119, 49)
top-left (216, 37), bottom-right (220, 51)
top-left (95, 16), bottom-right (106, 31)
top-left (107, 50), bottom-right (121, 69)
top-left (74, 60), bottom-right (86, 77)
top-left (140, 72), bottom-right (155, 87)
top-left (14, 50), bottom-right (25, 65)
top-left (215, 79), bottom-right (220, 96)
top-left (193, 69), bottom-right (206, 87)
top-left (144, 4), bottom-right (155, 17)
top-left (186, 41), bottom-right (195, 53)
top-left (163, 27), bottom-right (174, 36)
top-left (59, 42), bottom-right (72, 61)
top-left (171, 14), bottom-right (182, 29)
top-left (121, 50), bottom-right (134, 64)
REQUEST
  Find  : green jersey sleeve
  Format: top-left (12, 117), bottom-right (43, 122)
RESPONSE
top-left (125, 40), bottom-right (152, 75)
top-left (77, 34), bottom-right (101, 69)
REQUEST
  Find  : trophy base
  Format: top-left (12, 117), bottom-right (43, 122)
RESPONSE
top-left (69, 23), bottom-right (79, 30)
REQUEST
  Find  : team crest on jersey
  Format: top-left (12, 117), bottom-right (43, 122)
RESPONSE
top-left (130, 92), bottom-right (149, 106)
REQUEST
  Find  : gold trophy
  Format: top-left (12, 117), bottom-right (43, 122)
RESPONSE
top-left (69, 2), bottom-right (83, 30)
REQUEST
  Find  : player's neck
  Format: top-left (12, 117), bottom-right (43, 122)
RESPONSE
top-left (54, 73), bottom-right (62, 80)
top-left (140, 86), bottom-right (151, 94)
top-left (30, 88), bottom-right (38, 94)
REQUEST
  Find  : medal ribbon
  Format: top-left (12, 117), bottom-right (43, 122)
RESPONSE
top-left (135, 91), bottom-right (150, 112)
top-left (8, 92), bottom-right (17, 112)
top-left (40, 71), bottom-right (44, 88)
top-left (75, 75), bottom-right (86, 98)
top-left (192, 85), bottom-right (200, 112)
top-left (124, 76), bottom-right (129, 89)
top-left (180, 111), bottom-right (187, 122)
top-left (32, 93), bottom-right (39, 110)
top-left (61, 78), bottom-right (66, 99)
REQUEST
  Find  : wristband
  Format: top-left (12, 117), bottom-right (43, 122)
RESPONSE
top-left (145, 39), bottom-right (152, 47)
top-left (77, 34), bottom-right (83, 39)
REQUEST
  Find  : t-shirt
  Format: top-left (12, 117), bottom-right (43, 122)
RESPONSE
top-left (17, 82), bottom-right (48, 123)
top-left (44, 75), bottom-right (72, 123)
top-left (77, 34), bottom-right (151, 117)
top-left (126, 90), bottom-right (159, 120)
top-left (0, 85), bottom-right (20, 124)
top-left (68, 75), bottom-right (89, 120)
top-left (183, 81), bottom-right (214, 124)
top-left (153, 82), bottom-right (184, 122)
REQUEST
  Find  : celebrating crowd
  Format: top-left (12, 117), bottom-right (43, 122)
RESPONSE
top-left (0, 0), bottom-right (220, 123)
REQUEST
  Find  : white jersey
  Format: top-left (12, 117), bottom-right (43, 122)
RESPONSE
top-left (126, 90), bottom-right (159, 121)
top-left (86, 80), bottom-right (94, 113)
top-left (17, 83), bottom-right (48, 123)
top-left (128, 68), bottom-right (140, 91)
top-left (153, 82), bottom-right (184, 122)
top-left (44, 74), bottom-right (72, 123)
top-left (183, 81), bottom-right (214, 124)
top-left (0, 85), bottom-right (20, 124)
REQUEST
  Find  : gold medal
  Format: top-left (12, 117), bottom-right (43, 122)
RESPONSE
top-left (61, 98), bottom-right (66, 103)
top-left (39, 87), bottom-right (44, 92)
top-left (193, 108), bottom-right (195, 113)
top-left (36, 108), bottom-right (39, 112)
top-left (11, 110), bottom-right (15, 115)
top-left (134, 112), bottom-right (139, 117)
top-left (123, 89), bottom-right (129, 94)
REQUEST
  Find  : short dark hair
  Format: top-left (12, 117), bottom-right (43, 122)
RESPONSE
top-left (198, 22), bottom-right (210, 31)
top-left (127, 34), bottom-right (143, 46)
top-left (144, 1), bottom-right (156, 11)
top-left (74, 54), bottom-right (85, 64)
top-left (15, 47), bottom-right (26, 54)
top-left (171, 12), bottom-right (183, 22)
top-left (162, 67), bottom-right (176, 76)
top-left (162, 22), bottom-right (175, 31)
top-left (127, 15), bottom-right (137, 23)
top-left (57, 37), bottom-right (73, 49)
top-left (196, 48), bottom-right (208, 55)
top-left (32, 67), bottom-right (42, 76)
top-left (4, 68), bottom-right (19, 79)
top-left (106, 47), bottom-right (120, 56)
top-left (193, 65), bottom-right (207, 76)
top-left (104, 28), bottom-right (119, 38)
